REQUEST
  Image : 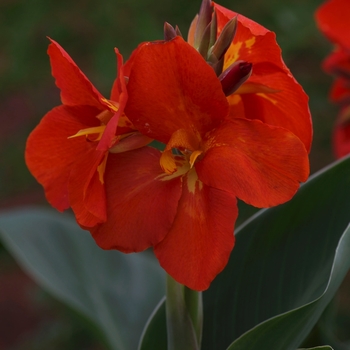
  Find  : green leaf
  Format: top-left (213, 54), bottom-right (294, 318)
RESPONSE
top-left (203, 155), bottom-right (350, 350)
top-left (0, 208), bottom-right (165, 350)
top-left (224, 224), bottom-right (350, 350)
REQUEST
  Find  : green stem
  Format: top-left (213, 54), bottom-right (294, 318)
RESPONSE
top-left (166, 274), bottom-right (203, 350)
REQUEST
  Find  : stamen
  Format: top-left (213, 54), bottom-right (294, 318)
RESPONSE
top-left (189, 150), bottom-right (203, 167)
top-left (68, 125), bottom-right (106, 140)
top-left (160, 150), bottom-right (177, 174)
top-left (100, 97), bottom-right (120, 112)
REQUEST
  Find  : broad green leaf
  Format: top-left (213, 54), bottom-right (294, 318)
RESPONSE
top-left (225, 224), bottom-right (350, 350)
top-left (0, 208), bottom-right (165, 350)
top-left (138, 156), bottom-right (350, 350)
top-left (203, 155), bottom-right (350, 350)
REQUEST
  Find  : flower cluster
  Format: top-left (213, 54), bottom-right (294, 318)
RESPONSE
top-left (25, 0), bottom-right (312, 291)
top-left (316, 0), bottom-right (350, 158)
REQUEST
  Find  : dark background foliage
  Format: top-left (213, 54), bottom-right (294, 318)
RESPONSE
top-left (0, 0), bottom-right (344, 348)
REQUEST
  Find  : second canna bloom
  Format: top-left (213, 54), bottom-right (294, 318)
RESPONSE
top-left (315, 0), bottom-right (350, 158)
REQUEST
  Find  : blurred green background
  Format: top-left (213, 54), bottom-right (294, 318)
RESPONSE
top-left (0, 0), bottom-right (343, 348)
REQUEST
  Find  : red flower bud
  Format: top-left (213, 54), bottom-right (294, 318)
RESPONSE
top-left (219, 60), bottom-right (252, 96)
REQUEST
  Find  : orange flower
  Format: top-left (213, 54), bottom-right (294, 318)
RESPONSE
top-left (101, 36), bottom-right (310, 290)
top-left (25, 39), bottom-right (151, 227)
top-left (26, 3), bottom-right (312, 291)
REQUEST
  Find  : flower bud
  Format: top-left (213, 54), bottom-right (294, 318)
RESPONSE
top-left (164, 22), bottom-right (177, 41)
top-left (208, 16), bottom-right (237, 63)
top-left (194, 0), bottom-right (212, 49)
top-left (219, 60), bottom-right (252, 96)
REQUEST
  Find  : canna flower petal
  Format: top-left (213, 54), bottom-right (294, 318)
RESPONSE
top-left (26, 39), bottom-right (152, 228)
top-left (215, 3), bottom-right (282, 70)
top-left (90, 147), bottom-right (184, 252)
top-left (48, 38), bottom-right (105, 109)
top-left (97, 49), bottom-right (128, 151)
top-left (68, 149), bottom-right (107, 227)
top-left (315, 0), bottom-right (350, 50)
top-left (214, 3), bottom-right (312, 152)
top-left (333, 106), bottom-right (350, 158)
top-left (154, 170), bottom-right (237, 291)
top-left (334, 121), bottom-right (350, 158)
top-left (329, 77), bottom-right (350, 104)
top-left (230, 73), bottom-right (312, 152)
top-left (25, 104), bottom-right (101, 211)
top-left (322, 47), bottom-right (350, 77)
top-left (125, 36), bottom-right (229, 143)
top-left (195, 118), bottom-right (309, 207)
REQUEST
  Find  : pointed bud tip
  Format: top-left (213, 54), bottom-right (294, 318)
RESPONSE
top-left (164, 22), bottom-right (177, 41)
top-left (210, 16), bottom-right (238, 62)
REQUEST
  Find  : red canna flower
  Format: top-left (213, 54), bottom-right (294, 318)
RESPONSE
top-left (25, 39), bottom-right (151, 227)
top-left (315, 0), bottom-right (350, 158)
top-left (26, 2), bottom-right (312, 291)
top-left (96, 35), bottom-right (310, 291)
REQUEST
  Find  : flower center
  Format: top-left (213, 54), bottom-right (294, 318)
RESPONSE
top-left (160, 129), bottom-right (203, 174)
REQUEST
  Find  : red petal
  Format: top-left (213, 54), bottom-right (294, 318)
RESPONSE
top-left (196, 119), bottom-right (309, 208)
top-left (333, 109), bottom-right (350, 158)
top-left (232, 72), bottom-right (312, 152)
top-left (214, 4), bottom-right (312, 152)
top-left (214, 3), bottom-right (269, 36)
top-left (98, 49), bottom-right (129, 150)
top-left (215, 8), bottom-right (285, 72)
top-left (315, 0), bottom-right (350, 50)
top-left (154, 170), bottom-right (237, 291)
top-left (25, 105), bottom-right (101, 211)
top-left (330, 77), bottom-right (350, 103)
top-left (125, 36), bottom-right (229, 143)
top-left (323, 48), bottom-right (350, 76)
top-left (333, 122), bottom-right (350, 158)
top-left (47, 38), bottom-right (104, 109)
top-left (68, 149), bottom-right (107, 227)
top-left (90, 147), bottom-right (183, 252)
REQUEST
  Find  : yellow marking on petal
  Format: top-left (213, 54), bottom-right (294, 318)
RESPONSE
top-left (157, 158), bottom-right (190, 181)
top-left (160, 150), bottom-right (177, 174)
top-left (223, 41), bottom-right (242, 70)
top-left (118, 115), bottom-right (133, 128)
top-left (97, 153), bottom-right (108, 185)
top-left (235, 83), bottom-right (280, 95)
top-left (100, 97), bottom-right (119, 112)
top-left (245, 37), bottom-right (255, 50)
top-left (186, 168), bottom-right (202, 194)
top-left (189, 150), bottom-right (203, 168)
top-left (227, 94), bottom-right (242, 105)
top-left (68, 125), bottom-right (106, 140)
top-left (256, 93), bottom-right (278, 105)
